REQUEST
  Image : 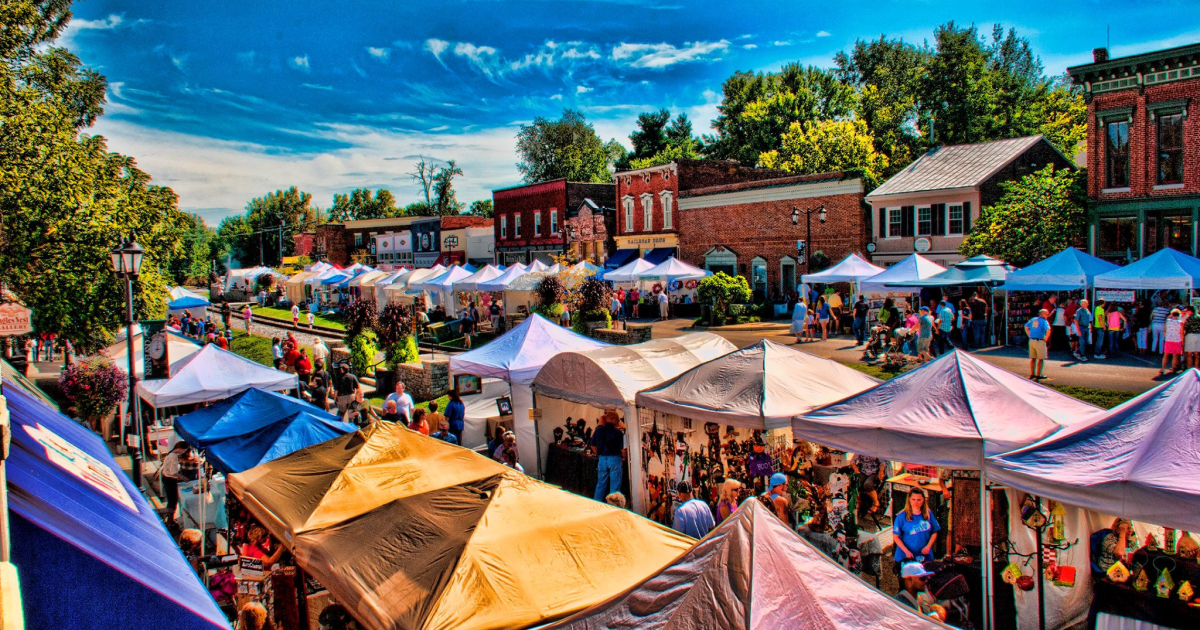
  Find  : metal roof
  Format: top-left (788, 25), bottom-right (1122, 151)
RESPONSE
top-left (866, 135), bottom-right (1045, 198)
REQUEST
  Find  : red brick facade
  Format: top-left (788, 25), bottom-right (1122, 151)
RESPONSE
top-left (492, 180), bottom-right (614, 264)
top-left (677, 172), bottom-right (868, 299)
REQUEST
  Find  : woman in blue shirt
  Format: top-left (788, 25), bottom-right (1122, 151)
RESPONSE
top-left (893, 487), bottom-right (940, 573)
top-left (445, 389), bottom-right (466, 445)
top-left (817, 296), bottom-right (832, 341)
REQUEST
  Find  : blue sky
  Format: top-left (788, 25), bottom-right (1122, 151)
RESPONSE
top-left (61, 0), bottom-right (1200, 222)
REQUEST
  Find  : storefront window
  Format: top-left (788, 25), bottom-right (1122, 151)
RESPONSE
top-left (1145, 213), bottom-right (1193, 256)
top-left (751, 257), bottom-right (767, 301)
top-left (1106, 120), bottom-right (1130, 188)
top-left (1098, 216), bottom-right (1137, 260)
top-left (1157, 113), bottom-right (1184, 185)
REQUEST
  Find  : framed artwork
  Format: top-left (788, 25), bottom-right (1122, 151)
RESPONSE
top-left (496, 396), bottom-right (513, 417)
top-left (454, 374), bottom-right (482, 395)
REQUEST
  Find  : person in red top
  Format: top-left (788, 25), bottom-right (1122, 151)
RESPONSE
top-left (283, 341), bottom-right (301, 372)
top-left (295, 348), bottom-right (313, 382)
top-left (215, 334), bottom-right (229, 350)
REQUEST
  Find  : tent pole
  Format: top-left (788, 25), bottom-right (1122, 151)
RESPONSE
top-left (981, 469), bottom-right (994, 630)
top-left (531, 388), bottom-right (543, 479)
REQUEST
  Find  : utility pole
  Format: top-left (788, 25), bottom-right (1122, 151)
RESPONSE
top-left (259, 232), bottom-right (264, 266)
top-left (278, 221), bottom-right (284, 265)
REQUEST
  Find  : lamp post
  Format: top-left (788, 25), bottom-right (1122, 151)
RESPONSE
top-left (791, 205), bottom-right (828, 269)
top-left (111, 237), bottom-right (146, 488)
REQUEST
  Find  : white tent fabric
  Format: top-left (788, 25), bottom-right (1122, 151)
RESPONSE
top-left (167, 286), bottom-right (206, 302)
top-left (543, 263), bottom-right (563, 274)
top-left (462, 378), bottom-right (513, 450)
top-left (476, 265), bottom-right (528, 292)
top-left (791, 350), bottom-right (1102, 468)
top-left (636, 340), bottom-right (880, 430)
top-left (103, 330), bottom-right (200, 381)
top-left (284, 271), bottom-right (316, 304)
top-left (373, 269), bottom-right (410, 307)
top-left (800, 253), bottom-right (885, 284)
top-left (987, 369), bottom-right (1200, 532)
top-left (382, 266), bottom-right (444, 299)
top-left (454, 264), bottom-right (506, 292)
top-left (603, 258), bottom-right (656, 283)
top-left (412, 266), bottom-right (472, 292)
top-left (527, 259), bottom-right (550, 273)
top-left (1093, 247), bottom-right (1200, 290)
top-left (450, 313), bottom-right (608, 385)
top-left (347, 270), bottom-right (388, 288)
top-left (636, 257), bottom-right (710, 282)
top-left (225, 267), bottom-right (283, 292)
top-left (309, 261), bottom-right (333, 273)
top-left (532, 333), bottom-right (737, 409)
top-left (304, 267), bottom-right (344, 286)
top-left (859, 254), bottom-right (947, 294)
top-left (137, 344), bottom-right (298, 408)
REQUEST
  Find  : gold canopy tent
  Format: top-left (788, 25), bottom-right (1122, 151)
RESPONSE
top-left (228, 422), bottom-right (693, 630)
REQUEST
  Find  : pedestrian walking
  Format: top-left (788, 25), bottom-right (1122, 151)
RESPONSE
top-left (1026, 308), bottom-right (1051, 380)
top-left (1092, 299), bottom-right (1108, 359)
top-left (1151, 297), bottom-right (1170, 354)
top-left (1161, 309), bottom-right (1183, 376)
top-left (242, 304), bottom-right (253, 332)
top-left (969, 292), bottom-right (988, 348)
top-left (1073, 298), bottom-right (1092, 361)
top-left (672, 481), bottom-right (715, 539)
top-left (852, 295), bottom-right (869, 346)
top-left (791, 299), bottom-right (808, 344)
top-left (658, 291), bottom-right (669, 321)
top-left (589, 410), bottom-right (625, 502)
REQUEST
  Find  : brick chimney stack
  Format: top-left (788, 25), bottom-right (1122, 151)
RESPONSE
top-left (1093, 47), bottom-right (1109, 63)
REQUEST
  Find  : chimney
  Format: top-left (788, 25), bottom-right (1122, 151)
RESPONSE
top-left (1093, 47), bottom-right (1109, 63)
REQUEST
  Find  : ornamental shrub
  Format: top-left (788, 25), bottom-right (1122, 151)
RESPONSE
top-left (342, 299), bottom-right (378, 339)
top-left (697, 272), bottom-right (751, 325)
top-left (59, 358), bottom-right (128, 428)
top-left (571, 308), bottom-right (612, 335)
top-left (348, 334), bottom-right (377, 376)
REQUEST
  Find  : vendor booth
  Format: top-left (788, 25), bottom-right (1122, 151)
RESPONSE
top-left (547, 500), bottom-right (945, 630)
top-left (346, 269), bottom-right (388, 302)
top-left (4, 379), bottom-right (230, 630)
top-left (999, 247), bottom-right (1119, 347)
top-left (530, 333), bottom-right (737, 511)
top-left (450, 313), bottom-right (608, 466)
top-left (632, 340), bottom-right (880, 527)
top-left (169, 285), bottom-right (208, 302)
top-left (225, 266), bottom-right (284, 293)
top-left (371, 268), bottom-right (410, 310)
top-left (168, 295), bottom-right (212, 319)
top-left (801, 252), bottom-right (886, 291)
top-left (527, 259), bottom-right (551, 273)
top-left (475, 263), bottom-right (527, 293)
top-left (455, 263), bottom-right (506, 293)
top-left (283, 270), bottom-right (315, 305)
top-left (1094, 247), bottom-right (1200, 291)
top-left (603, 257), bottom-right (656, 284)
top-left (381, 265), bottom-right (444, 307)
top-left (228, 423), bottom-right (694, 630)
top-left (502, 271), bottom-right (557, 318)
top-left (461, 377), bottom-right (516, 450)
top-left (413, 265), bottom-right (474, 311)
top-left (634, 257), bottom-right (710, 315)
top-left (892, 255), bottom-right (1017, 346)
top-left (792, 350), bottom-right (1101, 630)
top-left (859, 253), bottom-right (947, 295)
top-left (138, 344), bottom-right (299, 408)
top-left (987, 369), bottom-right (1200, 630)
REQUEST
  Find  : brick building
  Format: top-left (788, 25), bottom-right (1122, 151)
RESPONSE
top-left (565, 198), bottom-right (617, 264)
top-left (677, 171), bottom-right (870, 300)
top-left (314, 215), bottom-right (491, 268)
top-left (610, 160), bottom-right (791, 269)
top-left (1068, 43), bottom-right (1200, 262)
top-left (492, 180), bottom-right (614, 266)
top-left (865, 136), bottom-right (1074, 267)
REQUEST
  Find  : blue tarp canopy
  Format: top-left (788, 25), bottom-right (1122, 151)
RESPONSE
top-left (998, 247), bottom-right (1120, 292)
top-left (167, 295), bottom-right (210, 310)
top-left (320, 272), bottom-right (352, 286)
top-left (4, 378), bottom-right (229, 629)
top-left (643, 247), bottom-right (676, 265)
top-left (175, 388), bottom-right (337, 447)
top-left (1093, 247), bottom-right (1200, 290)
top-left (204, 410), bottom-right (355, 474)
top-left (605, 248), bottom-right (638, 269)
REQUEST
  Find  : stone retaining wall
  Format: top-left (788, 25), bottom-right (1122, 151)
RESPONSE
top-left (591, 323), bottom-right (653, 345)
top-left (392, 359), bottom-right (450, 401)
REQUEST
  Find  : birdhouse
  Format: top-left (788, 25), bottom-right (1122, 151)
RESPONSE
top-left (1178, 581), bottom-right (1194, 601)
top-left (1156, 567), bottom-right (1176, 598)
top-left (1133, 567), bottom-right (1150, 592)
top-left (1106, 560), bottom-right (1131, 583)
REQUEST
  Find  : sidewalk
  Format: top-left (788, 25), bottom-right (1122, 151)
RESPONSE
top-left (647, 318), bottom-right (1163, 394)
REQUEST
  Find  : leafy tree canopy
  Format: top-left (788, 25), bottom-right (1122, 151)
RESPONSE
top-left (515, 109), bottom-right (617, 183)
top-left (468, 199), bottom-right (494, 218)
top-left (329, 188), bottom-right (399, 222)
top-left (959, 165), bottom-right (1088, 267)
top-left (759, 118), bottom-right (889, 190)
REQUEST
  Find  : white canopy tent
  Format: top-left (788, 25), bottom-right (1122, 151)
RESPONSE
top-left (461, 378), bottom-right (514, 450)
top-left (454, 264), bottom-right (506, 293)
top-left (532, 333), bottom-right (737, 512)
top-left (636, 257), bottom-right (710, 282)
top-left (137, 344), bottom-right (299, 408)
top-left (987, 368), bottom-right (1200, 532)
top-left (636, 340), bottom-right (880, 430)
top-left (372, 269), bottom-right (410, 309)
top-left (602, 258), bottom-right (656, 284)
top-left (800, 253), bottom-right (885, 285)
top-left (450, 314), bottom-right (609, 467)
top-left (413, 266), bottom-right (474, 311)
top-left (527, 259), bottom-right (551, 273)
top-left (103, 329), bottom-right (201, 381)
top-left (502, 272), bottom-right (556, 317)
top-left (284, 271), bottom-right (317, 304)
top-left (792, 349), bottom-right (1101, 630)
top-left (859, 254), bottom-right (948, 294)
top-left (475, 264), bottom-right (528, 292)
top-left (224, 267), bottom-right (285, 292)
top-left (382, 265), bottom-right (445, 305)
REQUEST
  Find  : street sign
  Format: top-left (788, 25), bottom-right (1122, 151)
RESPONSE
top-left (0, 303), bottom-right (32, 337)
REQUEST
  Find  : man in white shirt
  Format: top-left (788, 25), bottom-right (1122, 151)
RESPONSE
top-left (312, 337), bottom-right (329, 366)
top-left (384, 381), bottom-right (415, 424)
top-left (291, 303), bottom-right (301, 328)
top-left (658, 292), bottom-right (669, 321)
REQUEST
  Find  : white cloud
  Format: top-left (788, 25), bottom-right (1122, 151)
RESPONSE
top-left (428, 125), bottom-right (450, 132)
top-left (453, 42), bottom-right (500, 76)
top-left (301, 83), bottom-right (333, 91)
top-left (816, 30), bottom-right (831, 38)
top-left (289, 55), bottom-right (310, 72)
top-left (550, 94), bottom-right (563, 100)
top-left (56, 13), bottom-right (146, 48)
top-left (170, 55), bottom-right (188, 73)
top-left (91, 118), bottom-right (522, 220)
top-left (738, 34), bottom-right (754, 40)
top-left (743, 44), bottom-right (758, 50)
top-left (611, 40), bottom-right (729, 69)
top-left (772, 40), bottom-right (792, 47)
top-left (366, 47), bottom-right (391, 61)
top-left (425, 38), bottom-right (450, 61)
top-left (576, 85), bottom-right (593, 94)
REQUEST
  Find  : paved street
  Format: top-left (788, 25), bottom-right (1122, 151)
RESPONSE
top-left (643, 318), bottom-right (1163, 394)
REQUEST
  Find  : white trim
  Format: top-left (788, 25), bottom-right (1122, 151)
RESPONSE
top-left (622, 196), bottom-right (635, 234)
top-left (678, 179), bottom-right (864, 210)
top-left (947, 204), bottom-right (965, 236)
top-left (500, 214), bottom-right (507, 239)
top-left (640, 193), bottom-right (654, 232)
top-left (1154, 183), bottom-right (1185, 190)
top-left (916, 205), bottom-right (932, 237)
top-left (660, 190), bottom-right (674, 230)
top-left (886, 207), bottom-right (902, 239)
top-left (514, 213), bottom-right (522, 238)
top-left (549, 208), bottom-right (559, 234)
top-left (534, 209), bottom-right (542, 236)
top-left (614, 162), bottom-right (678, 179)
top-left (1101, 187), bottom-right (1131, 194)
top-left (865, 185), bottom-right (978, 202)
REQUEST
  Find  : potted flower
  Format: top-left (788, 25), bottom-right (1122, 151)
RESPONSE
top-left (58, 358), bottom-right (129, 434)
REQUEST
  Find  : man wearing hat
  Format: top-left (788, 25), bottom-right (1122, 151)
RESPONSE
top-left (589, 410), bottom-right (626, 503)
top-left (1025, 308), bottom-right (1051, 380)
top-left (764, 472), bottom-right (791, 524)
top-left (895, 562), bottom-right (936, 611)
top-left (916, 306), bottom-right (934, 362)
top-left (671, 481), bottom-right (715, 539)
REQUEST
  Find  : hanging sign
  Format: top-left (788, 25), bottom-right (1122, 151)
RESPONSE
top-left (0, 302), bottom-right (32, 336)
top-left (914, 238), bottom-right (932, 253)
top-left (1096, 289), bottom-right (1135, 303)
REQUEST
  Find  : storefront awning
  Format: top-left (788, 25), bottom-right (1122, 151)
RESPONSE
top-left (604, 248), bottom-right (638, 269)
top-left (643, 247), bottom-right (676, 265)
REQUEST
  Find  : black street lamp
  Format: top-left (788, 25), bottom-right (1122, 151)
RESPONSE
top-left (791, 205), bottom-right (827, 267)
top-left (111, 236), bottom-right (146, 488)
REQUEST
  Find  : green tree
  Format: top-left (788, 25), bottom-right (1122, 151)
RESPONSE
top-left (697, 272), bottom-right (752, 325)
top-left (468, 199), bottom-right (494, 218)
top-left (431, 160), bottom-right (464, 216)
top-left (215, 214), bottom-right (253, 268)
top-left (0, 2), bottom-right (187, 349)
top-left (959, 165), bottom-right (1087, 267)
top-left (758, 119), bottom-right (889, 189)
top-left (515, 109), bottom-right (616, 183)
top-left (329, 188), bottom-right (399, 222)
top-left (403, 201), bottom-right (433, 216)
top-left (628, 139), bottom-right (701, 170)
top-left (623, 110), bottom-right (703, 170)
top-left (704, 64), bottom-right (855, 166)
top-left (167, 213), bottom-right (216, 283)
top-left (243, 187), bottom-right (316, 266)
top-left (1035, 78), bottom-right (1087, 159)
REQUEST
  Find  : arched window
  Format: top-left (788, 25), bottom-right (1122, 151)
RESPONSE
top-left (780, 256), bottom-right (796, 297)
top-left (704, 247), bottom-right (737, 277)
top-left (751, 256), bottom-right (768, 300)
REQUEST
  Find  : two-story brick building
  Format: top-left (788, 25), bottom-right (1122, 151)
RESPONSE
top-left (492, 180), bottom-right (615, 266)
top-left (864, 136), bottom-right (1075, 267)
top-left (314, 215), bottom-right (491, 268)
top-left (1068, 43), bottom-right (1200, 262)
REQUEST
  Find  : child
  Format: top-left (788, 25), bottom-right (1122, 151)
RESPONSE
top-left (307, 309), bottom-right (315, 328)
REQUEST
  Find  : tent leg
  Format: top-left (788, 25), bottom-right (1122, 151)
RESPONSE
top-left (531, 388), bottom-right (542, 479)
top-left (981, 470), bottom-right (993, 630)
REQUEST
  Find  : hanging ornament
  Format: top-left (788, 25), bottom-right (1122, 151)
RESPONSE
top-left (1178, 581), bottom-right (1194, 602)
top-left (1133, 566), bottom-right (1151, 592)
top-left (1048, 501), bottom-right (1067, 545)
top-left (1002, 563), bottom-right (1023, 584)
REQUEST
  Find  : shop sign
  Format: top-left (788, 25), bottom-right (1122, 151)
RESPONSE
top-left (395, 231), bottom-right (413, 252)
top-left (24, 421), bottom-right (137, 512)
top-left (1096, 289), bottom-right (1135, 303)
top-left (0, 302), bottom-right (32, 336)
top-left (914, 237), bottom-right (932, 253)
top-left (614, 233), bottom-right (679, 249)
top-left (414, 252), bottom-right (441, 267)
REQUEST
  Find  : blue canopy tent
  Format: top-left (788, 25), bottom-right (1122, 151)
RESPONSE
top-left (891, 255), bottom-right (1018, 347)
top-left (1093, 247), bottom-right (1200, 291)
top-left (202, 410), bottom-right (356, 475)
top-left (174, 388), bottom-right (339, 448)
top-left (998, 247), bottom-right (1119, 292)
top-left (168, 295), bottom-right (211, 311)
top-left (4, 379), bottom-right (230, 629)
top-left (604, 248), bottom-right (638, 269)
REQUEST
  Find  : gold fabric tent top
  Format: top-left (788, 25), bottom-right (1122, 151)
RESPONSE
top-left (228, 422), bottom-right (694, 630)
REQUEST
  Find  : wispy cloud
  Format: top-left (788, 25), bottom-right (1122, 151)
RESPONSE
top-left (366, 47), bottom-right (391, 61)
top-left (611, 40), bottom-right (729, 69)
top-left (816, 30), bottom-right (831, 38)
top-left (772, 40), bottom-right (792, 47)
top-left (170, 54), bottom-right (189, 74)
top-left (301, 83), bottom-right (333, 91)
top-left (576, 85), bottom-right (593, 94)
top-left (56, 13), bottom-right (147, 48)
top-left (453, 42), bottom-right (500, 76)
top-left (743, 44), bottom-right (758, 50)
top-left (289, 55), bottom-right (310, 72)
top-left (425, 39), bottom-right (450, 62)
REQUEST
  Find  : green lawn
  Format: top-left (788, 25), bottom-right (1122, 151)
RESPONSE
top-left (228, 331), bottom-right (313, 366)
top-left (367, 393), bottom-right (449, 410)
top-left (252, 305), bottom-right (346, 330)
